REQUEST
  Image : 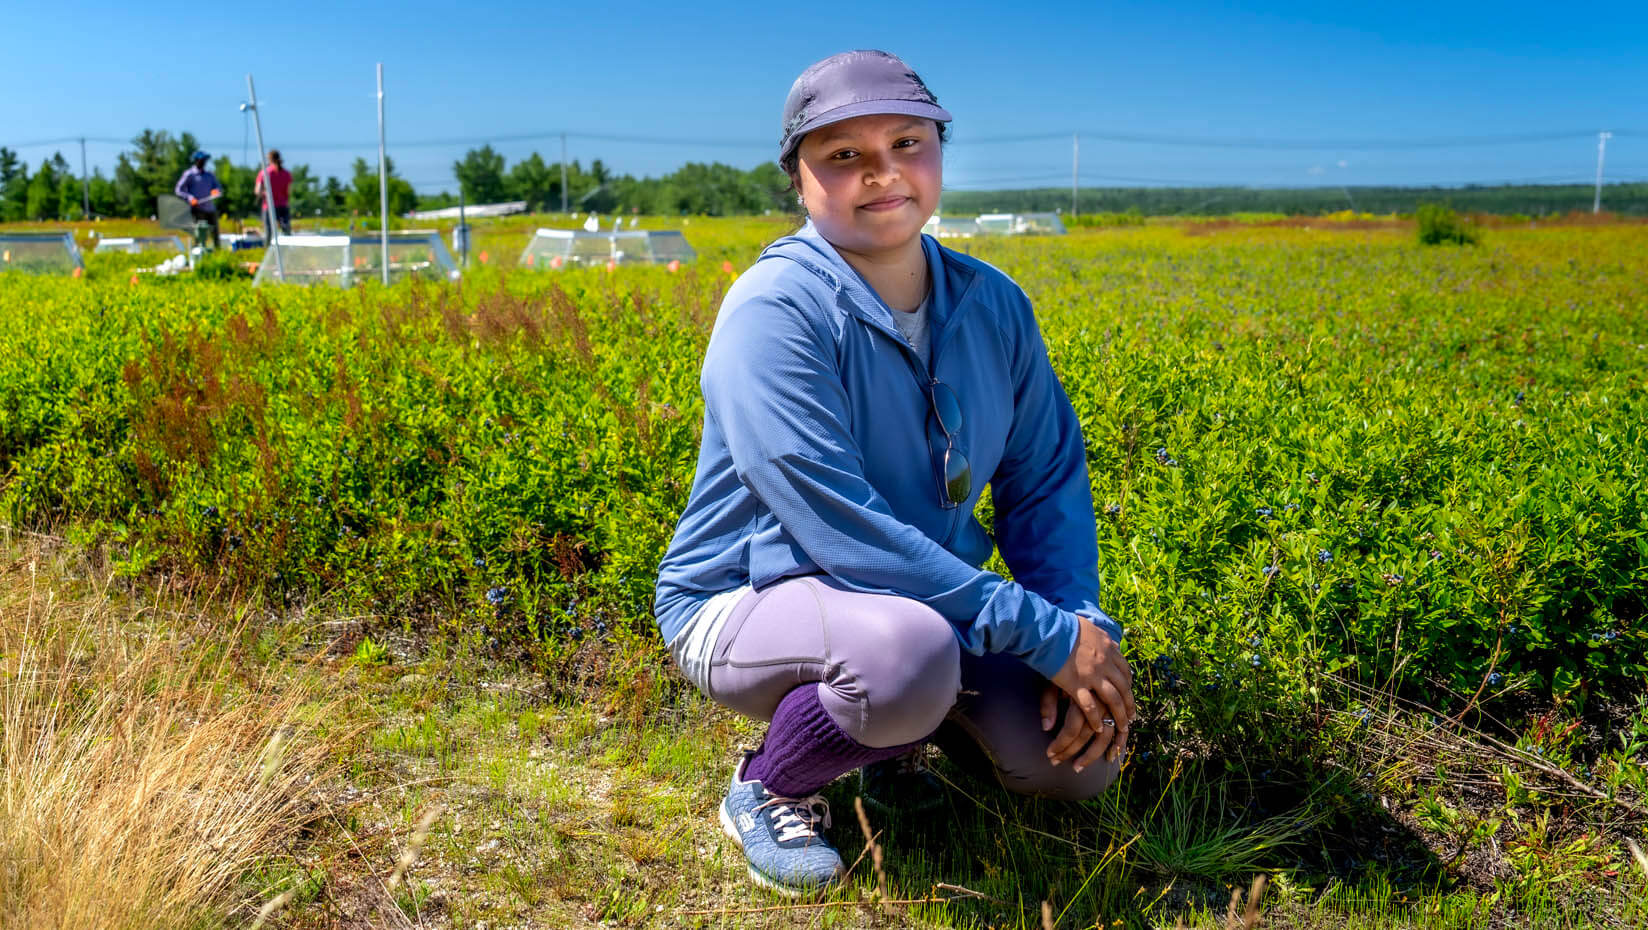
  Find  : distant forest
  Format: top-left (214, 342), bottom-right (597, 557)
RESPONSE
top-left (940, 183), bottom-right (1648, 217)
top-left (0, 131), bottom-right (425, 223)
top-left (4, 129), bottom-right (1643, 221)
top-left (0, 133), bottom-right (794, 222)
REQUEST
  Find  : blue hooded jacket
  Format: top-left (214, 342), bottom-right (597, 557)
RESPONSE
top-left (653, 221), bottom-right (1121, 680)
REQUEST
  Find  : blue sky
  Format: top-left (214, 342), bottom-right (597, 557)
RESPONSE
top-left (5, 0), bottom-right (1645, 193)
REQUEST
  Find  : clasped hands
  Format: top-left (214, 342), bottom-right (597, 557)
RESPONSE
top-left (1042, 616), bottom-right (1135, 773)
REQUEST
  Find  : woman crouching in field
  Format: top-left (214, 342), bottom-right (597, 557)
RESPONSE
top-left (653, 50), bottom-right (1135, 896)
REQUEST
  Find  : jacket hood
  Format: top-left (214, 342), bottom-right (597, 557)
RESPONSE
top-left (758, 220), bottom-right (981, 356)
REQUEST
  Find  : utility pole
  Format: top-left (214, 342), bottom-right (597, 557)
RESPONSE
top-left (560, 132), bottom-right (569, 214)
top-left (78, 137), bottom-right (90, 218)
top-left (456, 183), bottom-right (469, 267)
top-left (1593, 131), bottom-right (1612, 214)
top-left (1071, 133), bottom-right (1079, 219)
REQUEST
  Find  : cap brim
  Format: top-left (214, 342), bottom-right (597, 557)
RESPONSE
top-left (783, 99), bottom-right (953, 159)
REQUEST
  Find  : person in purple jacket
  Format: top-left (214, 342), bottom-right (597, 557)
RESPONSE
top-left (653, 50), bottom-right (1135, 897)
top-left (174, 150), bottom-right (222, 248)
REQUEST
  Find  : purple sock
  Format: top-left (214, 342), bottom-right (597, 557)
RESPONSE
top-left (744, 684), bottom-right (925, 797)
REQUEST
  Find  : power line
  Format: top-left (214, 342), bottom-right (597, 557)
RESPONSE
top-left (7, 135), bottom-right (129, 149)
top-left (957, 129), bottom-right (1645, 150)
top-left (8, 126), bottom-right (1647, 198)
top-left (3, 131), bottom-right (772, 153)
top-left (8, 127), bottom-right (1645, 154)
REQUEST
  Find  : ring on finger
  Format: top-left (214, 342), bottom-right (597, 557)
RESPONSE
top-left (1102, 717), bottom-right (1115, 728)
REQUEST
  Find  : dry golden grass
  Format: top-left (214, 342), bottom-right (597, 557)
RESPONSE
top-left (0, 548), bottom-right (336, 930)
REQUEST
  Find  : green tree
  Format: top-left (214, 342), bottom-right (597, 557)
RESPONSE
top-left (579, 182), bottom-right (619, 214)
top-left (603, 160), bottom-right (795, 216)
top-left (112, 153), bottom-right (147, 217)
top-left (414, 191), bottom-right (460, 211)
top-left (573, 158), bottom-right (618, 213)
top-left (746, 162), bottom-right (793, 213)
top-left (213, 156), bottom-right (255, 217)
top-left (454, 145), bottom-right (509, 204)
top-left (56, 172), bottom-right (84, 221)
top-left (286, 164), bottom-right (325, 219)
top-left (88, 170), bottom-right (118, 218)
top-left (322, 176), bottom-right (347, 214)
top-left (348, 157), bottom-right (416, 218)
top-left (0, 148), bottom-right (27, 222)
top-left (507, 152), bottom-right (557, 212)
top-left (128, 130), bottom-right (199, 212)
top-left (26, 156), bottom-right (67, 220)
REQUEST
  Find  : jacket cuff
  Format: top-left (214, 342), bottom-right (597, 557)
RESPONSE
top-left (1075, 607), bottom-right (1123, 647)
top-left (1021, 608), bottom-right (1081, 680)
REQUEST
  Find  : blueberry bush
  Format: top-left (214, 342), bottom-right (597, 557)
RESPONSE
top-left (1, 220), bottom-right (1643, 743)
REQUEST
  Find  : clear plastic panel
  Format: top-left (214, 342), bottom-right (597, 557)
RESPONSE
top-left (925, 217), bottom-right (981, 238)
top-left (254, 234), bottom-right (458, 286)
top-left (519, 228), bottom-right (697, 268)
top-left (1014, 212), bottom-right (1068, 235)
top-left (569, 234), bottom-right (617, 265)
top-left (94, 236), bottom-right (187, 254)
top-left (644, 231), bottom-right (697, 263)
top-left (974, 213), bottom-right (1015, 235)
top-left (257, 236), bottom-right (352, 285)
top-left (0, 234), bottom-right (83, 274)
top-left (519, 229), bottom-right (574, 268)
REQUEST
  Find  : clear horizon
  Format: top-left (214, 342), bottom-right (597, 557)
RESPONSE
top-left (5, 0), bottom-right (1645, 194)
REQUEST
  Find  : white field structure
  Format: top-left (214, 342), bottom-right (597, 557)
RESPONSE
top-left (406, 200), bottom-right (527, 221)
top-left (252, 233), bottom-right (460, 286)
top-left (518, 228), bottom-right (697, 269)
top-left (922, 215), bottom-right (983, 238)
top-left (974, 212), bottom-right (1068, 235)
top-left (0, 233), bottom-right (84, 274)
top-left (93, 235), bottom-right (187, 255)
top-left (924, 213), bottom-right (1067, 238)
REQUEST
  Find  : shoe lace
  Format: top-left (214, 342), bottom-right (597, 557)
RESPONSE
top-left (755, 793), bottom-right (832, 844)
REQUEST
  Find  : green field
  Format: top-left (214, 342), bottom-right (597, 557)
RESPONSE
top-left (1, 217), bottom-right (1645, 928)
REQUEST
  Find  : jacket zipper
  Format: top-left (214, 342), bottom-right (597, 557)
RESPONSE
top-left (883, 304), bottom-right (966, 548)
top-left (827, 250), bottom-right (983, 548)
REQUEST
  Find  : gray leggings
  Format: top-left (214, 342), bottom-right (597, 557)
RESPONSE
top-left (695, 575), bottom-right (1118, 801)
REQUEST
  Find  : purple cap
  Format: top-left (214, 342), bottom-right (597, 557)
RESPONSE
top-left (779, 50), bottom-right (952, 165)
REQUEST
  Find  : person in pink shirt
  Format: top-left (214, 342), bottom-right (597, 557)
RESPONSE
top-left (253, 149), bottom-right (293, 239)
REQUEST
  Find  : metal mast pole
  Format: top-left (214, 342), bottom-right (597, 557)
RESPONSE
top-left (1071, 133), bottom-right (1079, 219)
top-left (245, 75), bottom-right (284, 280)
top-left (560, 132), bottom-right (569, 214)
top-left (78, 138), bottom-right (90, 218)
top-left (1593, 131), bottom-right (1612, 214)
top-left (377, 63), bottom-right (390, 285)
top-left (458, 184), bottom-right (468, 266)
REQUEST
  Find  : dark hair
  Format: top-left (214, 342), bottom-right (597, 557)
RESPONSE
top-left (268, 149), bottom-right (283, 166)
top-left (781, 120), bottom-right (950, 184)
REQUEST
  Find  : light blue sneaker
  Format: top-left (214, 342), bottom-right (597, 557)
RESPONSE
top-left (717, 753), bottom-right (844, 896)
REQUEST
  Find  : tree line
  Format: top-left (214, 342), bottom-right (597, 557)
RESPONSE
top-left (0, 133), bottom-right (796, 222)
top-left (9, 129), bottom-right (1638, 222)
top-left (0, 131), bottom-right (429, 223)
top-left (939, 183), bottom-right (1648, 217)
top-left (426, 144), bottom-right (794, 216)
